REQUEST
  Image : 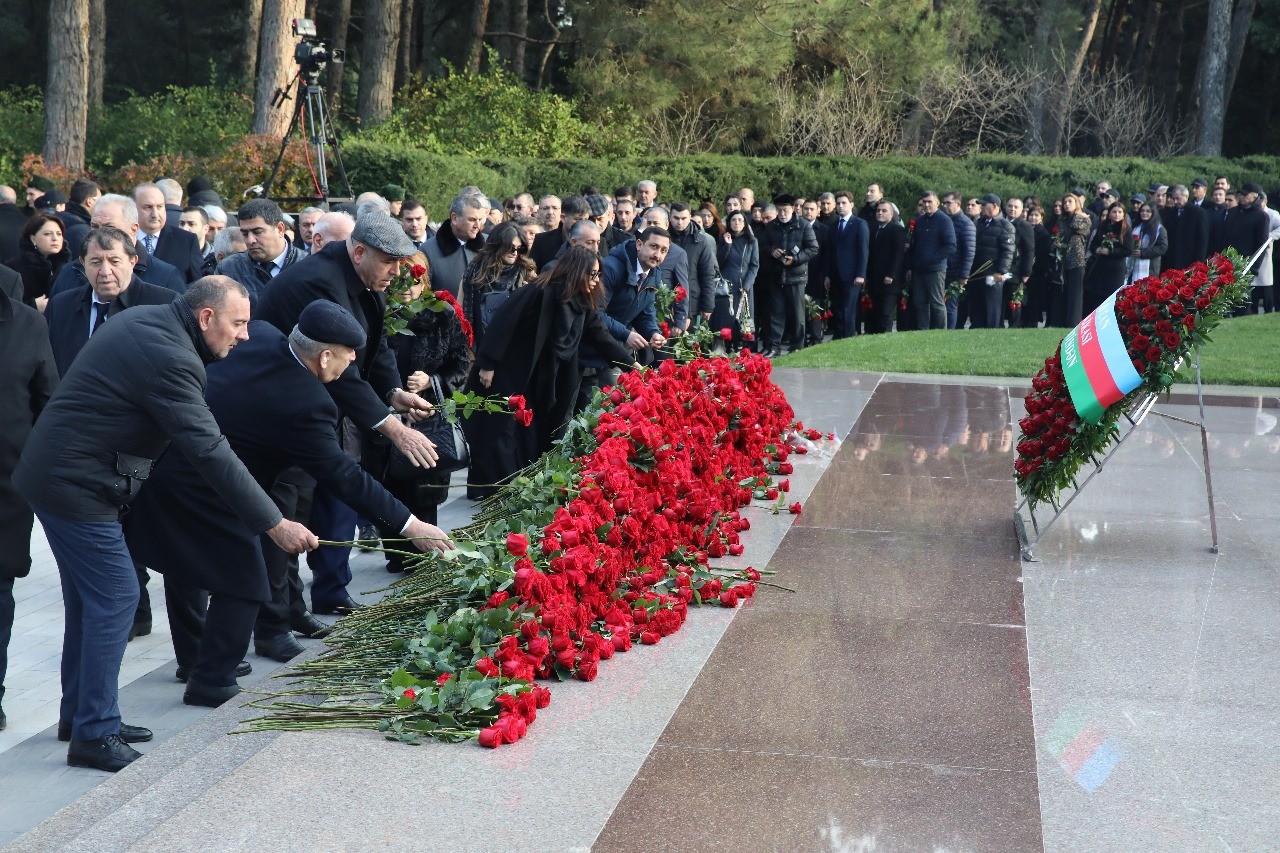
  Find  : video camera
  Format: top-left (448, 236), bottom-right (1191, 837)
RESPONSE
top-left (292, 18), bottom-right (344, 82)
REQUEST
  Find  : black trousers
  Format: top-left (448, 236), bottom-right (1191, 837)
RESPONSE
top-left (768, 283), bottom-right (806, 350)
top-left (967, 278), bottom-right (1002, 328)
top-left (255, 467), bottom-right (311, 639)
top-left (0, 578), bottom-right (13, 704)
top-left (868, 291), bottom-right (897, 333)
top-left (163, 576), bottom-right (257, 688)
top-left (1051, 267), bottom-right (1085, 327)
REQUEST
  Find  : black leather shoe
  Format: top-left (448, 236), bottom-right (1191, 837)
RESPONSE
top-left (312, 596), bottom-right (365, 616)
top-left (67, 734), bottom-right (141, 772)
top-left (291, 611), bottom-right (333, 639)
top-left (175, 660), bottom-right (251, 683)
top-left (58, 721), bottom-right (152, 743)
top-left (128, 618), bottom-right (152, 641)
top-left (254, 632), bottom-right (305, 662)
top-left (183, 680), bottom-right (241, 708)
top-left (0, 704), bottom-right (6, 731)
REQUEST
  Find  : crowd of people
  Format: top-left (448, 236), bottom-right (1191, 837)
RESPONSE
top-left (0, 168), bottom-right (1277, 772)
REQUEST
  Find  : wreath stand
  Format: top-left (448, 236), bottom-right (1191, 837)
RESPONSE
top-left (1013, 241), bottom-right (1273, 562)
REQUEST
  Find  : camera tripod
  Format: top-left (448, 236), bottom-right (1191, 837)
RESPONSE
top-left (261, 69), bottom-right (353, 204)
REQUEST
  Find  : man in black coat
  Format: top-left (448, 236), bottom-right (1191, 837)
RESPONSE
top-left (0, 284), bottom-right (58, 733)
top-left (967, 194), bottom-right (1016, 329)
top-left (45, 227), bottom-right (177, 376)
top-left (531, 195), bottom-right (591, 272)
top-left (126, 306), bottom-right (452, 698)
top-left (1163, 185), bottom-right (1210, 271)
top-left (59, 179), bottom-right (100, 258)
top-left (668, 202), bottom-right (719, 323)
top-left (12, 275), bottom-right (316, 771)
top-left (48, 194), bottom-right (186, 297)
top-left (134, 183), bottom-right (204, 284)
top-left (1224, 183), bottom-right (1271, 259)
top-left (801, 200), bottom-right (830, 343)
top-left (760, 194), bottom-right (820, 356)
top-left (0, 262), bottom-right (21, 303)
top-left (826, 190), bottom-right (870, 340)
top-left (254, 213), bottom-right (439, 615)
top-left (865, 201), bottom-right (908, 333)
top-left (0, 186), bottom-right (26, 269)
top-left (1004, 197), bottom-right (1035, 327)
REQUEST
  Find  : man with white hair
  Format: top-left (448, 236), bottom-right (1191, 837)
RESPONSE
top-left (49, 194), bottom-right (186, 297)
top-left (134, 183), bottom-right (204, 283)
top-left (203, 205), bottom-right (228, 248)
top-left (636, 180), bottom-right (658, 211)
top-left (354, 192), bottom-right (390, 221)
top-left (422, 194), bottom-right (489, 297)
top-left (311, 210), bottom-right (356, 253)
top-left (296, 206), bottom-right (323, 254)
top-left (155, 178), bottom-right (185, 220)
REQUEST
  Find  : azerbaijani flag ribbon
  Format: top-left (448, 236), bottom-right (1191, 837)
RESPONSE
top-left (1059, 290), bottom-right (1143, 424)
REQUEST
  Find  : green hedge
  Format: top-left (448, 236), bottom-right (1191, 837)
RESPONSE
top-left (340, 143), bottom-right (1280, 216)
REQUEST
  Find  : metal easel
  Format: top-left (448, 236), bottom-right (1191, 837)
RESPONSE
top-left (1014, 240), bottom-right (1273, 562)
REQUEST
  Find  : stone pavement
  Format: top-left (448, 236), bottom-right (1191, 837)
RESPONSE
top-left (3, 368), bottom-right (1279, 851)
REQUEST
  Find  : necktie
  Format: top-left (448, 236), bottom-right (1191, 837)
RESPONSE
top-left (838, 218), bottom-right (847, 235)
top-left (144, 234), bottom-right (156, 254)
top-left (636, 270), bottom-right (648, 288)
top-left (92, 301), bottom-right (111, 334)
top-left (257, 259), bottom-right (275, 278)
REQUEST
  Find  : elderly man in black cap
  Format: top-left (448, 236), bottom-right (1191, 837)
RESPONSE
top-left (968, 193), bottom-right (1016, 329)
top-left (126, 301), bottom-right (454, 706)
top-left (255, 212), bottom-right (439, 616)
top-left (759, 193), bottom-right (819, 356)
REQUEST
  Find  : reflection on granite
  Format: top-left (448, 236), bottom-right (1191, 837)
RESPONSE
top-left (597, 380), bottom-right (1042, 851)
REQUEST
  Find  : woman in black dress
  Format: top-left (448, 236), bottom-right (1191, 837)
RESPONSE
top-left (1084, 202), bottom-right (1131, 316)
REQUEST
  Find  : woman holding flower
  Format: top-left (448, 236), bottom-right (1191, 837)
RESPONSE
top-left (1051, 194), bottom-right (1092, 327)
top-left (1129, 202), bottom-right (1168, 282)
top-left (1084, 202), bottom-right (1132, 315)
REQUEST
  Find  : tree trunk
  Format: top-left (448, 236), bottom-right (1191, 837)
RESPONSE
top-left (1048, 0), bottom-right (1104, 154)
top-left (396, 0), bottom-right (415, 88)
top-left (240, 0), bottom-right (264, 87)
top-left (44, 0), bottom-right (90, 171)
top-left (510, 0), bottom-right (528, 80)
top-left (1024, 0), bottom-right (1061, 154)
top-left (1223, 0), bottom-right (1257, 109)
top-left (467, 0), bottom-right (491, 74)
top-left (328, 0), bottom-right (352, 112)
top-left (88, 0), bottom-right (104, 108)
top-left (418, 0), bottom-right (436, 75)
top-left (357, 0), bottom-right (399, 128)
top-left (1192, 0), bottom-right (1232, 155)
top-left (252, 0), bottom-right (305, 138)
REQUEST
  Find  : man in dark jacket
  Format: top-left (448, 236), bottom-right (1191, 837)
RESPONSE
top-left (907, 192), bottom-right (957, 330)
top-left (13, 274), bottom-right (316, 771)
top-left (639, 206), bottom-right (691, 333)
top-left (49, 194), bottom-right (186, 297)
top-left (0, 186), bottom-right (25, 268)
top-left (0, 283), bottom-right (58, 733)
top-left (668, 202), bottom-right (719, 322)
top-left (1163, 185), bottom-right (1210, 271)
top-left (126, 305), bottom-right (451, 699)
top-left (1224, 183), bottom-right (1271, 259)
top-left (531, 195), bottom-right (591, 272)
top-left (215, 198), bottom-right (305, 302)
top-left (826, 190), bottom-right (870, 340)
top-left (858, 183), bottom-right (885, 227)
top-left (0, 262), bottom-right (22, 303)
top-left (760, 194), bottom-right (820, 356)
top-left (866, 201), bottom-right (908, 333)
top-left (422, 194), bottom-right (488, 297)
top-left (254, 213), bottom-right (439, 615)
top-left (590, 195), bottom-right (632, 255)
top-left (59, 179), bottom-right (100, 258)
top-left (801, 200), bottom-right (830, 343)
top-left (967, 194), bottom-right (1016, 329)
top-left (1004, 197), bottom-right (1035, 327)
top-left (578, 229), bottom-right (670, 409)
top-left (942, 193), bottom-right (977, 329)
top-left (135, 183), bottom-right (204, 284)
top-left (45, 227), bottom-right (177, 376)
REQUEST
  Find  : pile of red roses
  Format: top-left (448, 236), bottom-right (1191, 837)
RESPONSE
top-left (1015, 253), bottom-right (1246, 507)
top-left (245, 352), bottom-right (808, 747)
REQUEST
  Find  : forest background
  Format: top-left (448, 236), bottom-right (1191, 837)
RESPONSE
top-left (8, 0), bottom-right (1280, 209)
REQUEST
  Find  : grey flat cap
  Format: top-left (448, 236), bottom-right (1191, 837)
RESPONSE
top-left (351, 211), bottom-right (417, 258)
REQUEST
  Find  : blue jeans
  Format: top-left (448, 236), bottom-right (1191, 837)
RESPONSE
top-left (36, 507), bottom-right (139, 741)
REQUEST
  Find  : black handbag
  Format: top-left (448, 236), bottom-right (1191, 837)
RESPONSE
top-left (387, 375), bottom-right (471, 479)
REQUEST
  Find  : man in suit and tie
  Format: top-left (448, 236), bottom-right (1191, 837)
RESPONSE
top-left (1163, 184), bottom-right (1210, 271)
top-left (215, 199), bottom-right (306, 302)
top-left (825, 189), bottom-right (869, 339)
top-left (134, 183), bottom-right (204, 284)
top-left (48, 195), bottom-right (186, 298)
top-left (865, 200), bottom-right (908, 333)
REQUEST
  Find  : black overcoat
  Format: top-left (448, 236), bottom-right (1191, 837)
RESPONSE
top-left (254, 240), bottom-right (401, 433)
top-left (125, 323), bottom-right (410, 600)
top-left (866, 221), bottom-right (908, 295)
top-left (45, 278), bottom-right (177, 376)
top-left (0, 287), bottom-right (58, 579)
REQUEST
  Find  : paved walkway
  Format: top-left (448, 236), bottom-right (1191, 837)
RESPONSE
top-left (3, 368), bottom-right (1279, 851)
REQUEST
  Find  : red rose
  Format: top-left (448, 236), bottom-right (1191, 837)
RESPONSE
top-left (403, 687), bottom-right (417, 700)
top-left (1178, 285), bottom-right (1196, 300)
top-left (411, 264), bottom-right (427, 279)
top-left (674, 286), bottom-right (688, 303)
top-left (1141, 305), bottom-right (1160, 320)
top-left (486, 590), bottom-right (509, 608)
top-left (505, 532), bottom-right (528, 557)
top-left (718, 590), bottom-right (738, 608)
top-left (478, 726), bottom-right (502, 748)
top-left (1145, 346), bottom-right (1163, 363)
top-left (788, 502), bottom-right (802, 514)
top-left (1168, 302), bottom-right (1184, 315)
top-left (514, 408), bottom-right (534, 427)
top-left (1163, 332), bottom-right (1181, 349)
top-left (779, 479), bottom-right (790, 492)
top-left (719, 328), bottom-right (733, 340)
top-left (508, 394), bottom-right (527, 411)
top-left (475, 657), bottom-right (498, 676)
top-left (1183, 315), bottom-right (1195, 330)
top-left (435, 673), bottom-right (452, 686)
top-left (641, 631), bottom-right (660, 644)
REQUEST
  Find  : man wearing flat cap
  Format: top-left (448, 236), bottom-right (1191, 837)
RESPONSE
top-left (255, 212), bottom-right (441, 616)
top-left (126, 302), bottom-right (454, 706)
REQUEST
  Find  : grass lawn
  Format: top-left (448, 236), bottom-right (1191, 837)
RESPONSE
top-left (774, 312), bottom-right (1280, 387)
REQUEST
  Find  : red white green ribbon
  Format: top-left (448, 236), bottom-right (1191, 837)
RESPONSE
top-left (1059, 290), bottom-right (1143, 424)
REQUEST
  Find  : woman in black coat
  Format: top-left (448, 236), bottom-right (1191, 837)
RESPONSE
top-left (0, 286), bottom-right (58, 721)
top-left (713, 211), bottom-right (760, 346)
top-left (1022, 205), bottom-right (1055, 328)
top-left (463, 246), bottom-right (636, 498)
top-left (461, 222), bottom-right (535, 353)
top-left (16, 213), bottom-right (70, 311)
top-left (379, 264), bottom-right (473, 571)
top-left (1084, 202), bottom-right (1131, 316)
